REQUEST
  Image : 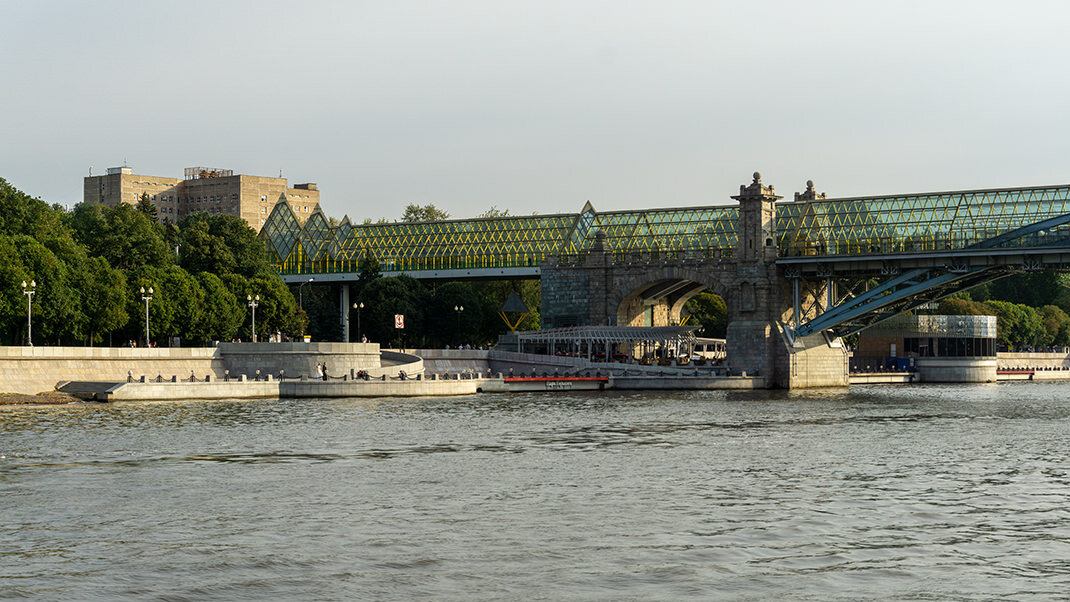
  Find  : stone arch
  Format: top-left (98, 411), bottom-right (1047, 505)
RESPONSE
top-left (608, 265), bottom-right (732, 328)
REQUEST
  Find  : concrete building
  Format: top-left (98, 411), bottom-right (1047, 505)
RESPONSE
top-left (83, 166), bottom-right (320, 231)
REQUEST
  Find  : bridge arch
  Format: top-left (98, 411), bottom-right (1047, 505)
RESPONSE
top-left (608, 266), bottom-right (732, 328)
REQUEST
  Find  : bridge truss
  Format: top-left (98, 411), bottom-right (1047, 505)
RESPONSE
top-left (778, 183), bottom-right (1070, 339)
top-left (261, 201), bottom-right (738, 278)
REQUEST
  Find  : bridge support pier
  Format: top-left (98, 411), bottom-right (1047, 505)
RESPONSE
top-left (341, 284), bottom-right (350, 342)
top-left (540, 171), bottom-right (852, 388)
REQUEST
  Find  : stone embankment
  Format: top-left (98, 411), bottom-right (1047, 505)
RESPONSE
top-left (0, 343), bottom-right (382, 395)
top-left (64, 373), bottom-right (494, 402)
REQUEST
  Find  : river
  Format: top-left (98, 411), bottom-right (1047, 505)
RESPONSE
top-left (3, 383), bottom-right (1069, 600)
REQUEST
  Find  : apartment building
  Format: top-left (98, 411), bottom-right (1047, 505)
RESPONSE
top-left (83, 166), bottom-right (320, 231)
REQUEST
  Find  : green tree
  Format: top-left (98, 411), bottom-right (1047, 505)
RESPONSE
top-left (684, 291), bottom-right (728, 338)
top-left (469, 279), bottom-right (540, 342)
top-left (69, 203), bottom-right (171, 271)
top-left (248, 276), bottom-right (303, 340)
top-left (428, 281), bottom-right (481, 346)
top-left (136, 192), bottom-right (158, 222)
top-left (989, 273), bottom-right (1070, 308)
top-left (0, 178), bottom-right (65, 239)
top-left (15, 235), bottom-right (78, 345)
top-left (358, 275), bottom-right (429, 346)
top-left (401, 203), bottom-right (450, 222)
top-left (984, 300), bottom-right (1046, 349)
top-left (75, 256), bottom-right (129, 345)
top-left (478, 206), bottom-right (510, 218)
top-left (178, 213), bottom-right (270, 277)
top-left (1039, 305), bottom-right (1070, 348)
top-left (936, 297), bottom-right (988, 316)
top-left (191, 272), bottom-right (243, 344)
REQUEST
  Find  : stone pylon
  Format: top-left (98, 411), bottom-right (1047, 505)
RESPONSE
top-left (725, 172), bottom-right (849, 387)
top-left (725, 172), bottom-right (783, 381)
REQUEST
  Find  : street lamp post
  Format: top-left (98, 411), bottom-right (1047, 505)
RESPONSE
top-left (353, 302), bottom-right (364, 342)
top-left (454, 305), bottom-right (464, 345)
top-left (140, 286), bottom-right (153, 348)
top-left (21, 280), bottom-right (35, 346)
top-left (247, 294), bottom-right (260, 342)
top-left (298, 277), bottom-right (314, 311)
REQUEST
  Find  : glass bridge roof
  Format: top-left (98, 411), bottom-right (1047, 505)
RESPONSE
top-left (261, 202), bottom-right (738, 276)
top-left (776, 183), bottom-right (1070, 256)
top-left (261, 183), bottom-right (1070, 276)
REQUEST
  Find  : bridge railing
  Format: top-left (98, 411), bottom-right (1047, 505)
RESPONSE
top-left (778, 226), bottom-right (1070, 258)
top-left (552, 247), bottom-right (735, 266)
top-left (273, 251), bottom-right (553, 276)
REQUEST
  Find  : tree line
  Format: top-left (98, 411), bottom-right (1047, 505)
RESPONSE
top-left (0, 178), bottom-right (302, 346)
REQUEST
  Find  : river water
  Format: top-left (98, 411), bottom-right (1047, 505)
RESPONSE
top-left (3, 383), bottom-right (1070, 600)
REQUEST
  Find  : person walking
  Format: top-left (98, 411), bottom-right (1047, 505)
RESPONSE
top-left (322, 363), bottom-right (329, 381)
top-left (315, 362), bottom-right (323, 380)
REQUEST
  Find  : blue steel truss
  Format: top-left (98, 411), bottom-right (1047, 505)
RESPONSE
top-left (792, 213), bottom-right (1070, 338)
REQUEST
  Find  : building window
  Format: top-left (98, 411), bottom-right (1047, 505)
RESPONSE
top-left (261, 195), bottom-right (267, 202)
top-left (261, 207), bottom-right (267, 214)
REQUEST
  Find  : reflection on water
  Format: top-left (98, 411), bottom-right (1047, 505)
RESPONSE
top-left (3, 383), bottom-right (1070, 599)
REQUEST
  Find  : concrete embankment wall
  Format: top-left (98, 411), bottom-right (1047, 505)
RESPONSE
top-left (413, 349), bottom-right (492, 375)
top-left (99, 376), bottom-right (485, 401)
top-left (219, 342), bottom-right (381, 379)
top-left (0, 347), bottom-right (224, 395)
top-left (998, 352), bottom-right (1070, 371)
top-left (0, 343), bottom-right (393, 394)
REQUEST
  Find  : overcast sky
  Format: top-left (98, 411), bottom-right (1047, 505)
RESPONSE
top-left (4, 1), bottom-right (1070, 219)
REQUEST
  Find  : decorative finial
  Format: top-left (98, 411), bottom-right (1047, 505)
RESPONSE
top-left (752, 171), bottom-right (761, 184)
top-left (806, 179), bottom-right (814, 190)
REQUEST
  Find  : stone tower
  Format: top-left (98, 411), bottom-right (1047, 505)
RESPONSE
top-left (725, 172), bottom-right (783, 380)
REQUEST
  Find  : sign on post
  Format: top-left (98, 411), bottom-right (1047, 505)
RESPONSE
top-left (395, 314), bottom-right (405, 329)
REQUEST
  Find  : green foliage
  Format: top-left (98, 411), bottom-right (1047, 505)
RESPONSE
top-left (135, 192), bottom-right (158, 222)
top-left (478, 206), bottom-right (510, 218)
top-left (69, 202), bottom-right (171, 270)
top-left (75, 257), bottom-right (130, 344)
top-left (981, 300), bottom-right (1046, 350)
top-left (178, 213), bottom-right (270, 278)
top-left (401, 203), bottom-right (450, 222)
top-left (358, 275), bottom-right (430, 347)
top-left (1039, 305), bottom-right (1070, 347)
top-left (469, 280), bottom-right (540, 338)
top-left (684, 292), bottom-right (727, 338)
top-left (0, 178), bottom-right (308, 345)
top-left (988, 273), bottom-right (1070, 308)
top-left (0, 178), bottom-right (64, 239)
top-left (191, 273), bottom-right (243, 344)
top-left (427, 281), bottom-right (481, 346)
top-left (936, 297), bottom-right (988, 316)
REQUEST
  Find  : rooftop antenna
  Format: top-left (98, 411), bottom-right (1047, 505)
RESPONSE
top-left (279, 169), bottom-right (283, 178)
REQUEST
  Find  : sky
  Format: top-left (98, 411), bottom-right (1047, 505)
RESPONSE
top-left (4, 1), bottom-right (1070, 220)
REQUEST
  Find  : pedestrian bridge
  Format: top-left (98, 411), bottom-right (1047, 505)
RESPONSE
top-left (262, 176), bottom-right (1070, 377)
top-left (262, 181), bottom-right (1070, 283)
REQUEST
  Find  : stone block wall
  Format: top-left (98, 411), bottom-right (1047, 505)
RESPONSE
top-left (540, 263), bottom-right (592, 328)
top-left (218, 342), bottom-right (380, 379)
top-left (0, 346), bottom-right (224, 394)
